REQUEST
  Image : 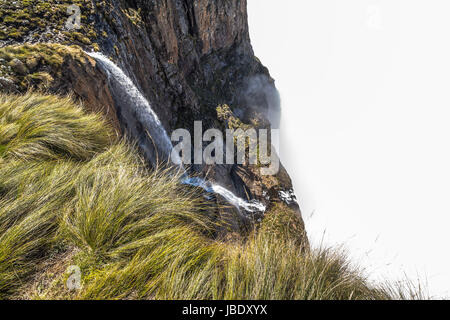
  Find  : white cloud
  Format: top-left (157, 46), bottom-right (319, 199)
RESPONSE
top-left (248, 0), bottom-right (450, 298)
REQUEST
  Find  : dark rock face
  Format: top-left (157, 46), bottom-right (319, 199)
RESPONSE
top-left (0, 0), bottom-right (306, 236)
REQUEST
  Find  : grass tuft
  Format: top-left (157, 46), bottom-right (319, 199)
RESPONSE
top-left (0, 93), bottom-right (426, 300)
top-left (0, 92), bottom-right (113, 161)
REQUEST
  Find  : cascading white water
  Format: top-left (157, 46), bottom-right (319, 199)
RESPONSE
top-left (88, 52), bottom-right (180, 166)
top-left (88, 52), bottom-right (266, 214)
top-left (182, 178), bottom-right (266, 213)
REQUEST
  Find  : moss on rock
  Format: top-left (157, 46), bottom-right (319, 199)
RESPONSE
top-left (0, 0), bottom-right (100, 48)
top-left (0, 43), bottom-right (89, 91)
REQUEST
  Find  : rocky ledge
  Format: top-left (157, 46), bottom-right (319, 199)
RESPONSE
top-left (0, 0), bottom-right (306, 239)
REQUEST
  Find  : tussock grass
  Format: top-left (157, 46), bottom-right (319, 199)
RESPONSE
top-left (0, 93), bottom-right (113, 161)
top-left (0, 43), bottom-right (86, 68)
top-left (0, 93), bottom-right (425, 300)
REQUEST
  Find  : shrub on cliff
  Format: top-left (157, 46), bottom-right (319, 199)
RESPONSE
top-left (0, 93), bottom-right (423, 300)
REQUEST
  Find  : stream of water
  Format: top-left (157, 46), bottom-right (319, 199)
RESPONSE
top-left (88, 52), bottom-right (266, 214)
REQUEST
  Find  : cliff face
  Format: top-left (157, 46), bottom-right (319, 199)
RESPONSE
top-left (0, 43), bottom-right (119, 131)
top-left (0, 0), bottom-right (305, 235)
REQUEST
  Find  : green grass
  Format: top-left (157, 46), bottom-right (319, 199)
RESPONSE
top-left (0, 93), bottom-right (426, 300)
top-left (0, 0), bottom-right (97, 45)
top-left (0, 92), bottom-right (112, 161)
top-left (0, 43), bottom-right (90, 90)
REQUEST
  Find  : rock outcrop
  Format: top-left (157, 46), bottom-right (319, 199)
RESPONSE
top-left (0, 43), bottom-right (119, 132)
top-left (0, 0), bottom-right (306, 237)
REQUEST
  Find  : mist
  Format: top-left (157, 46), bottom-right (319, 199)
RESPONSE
top-left (248, 0), bottom-right (450, 297)
top-left (242, 75), bottom-right (281, 129)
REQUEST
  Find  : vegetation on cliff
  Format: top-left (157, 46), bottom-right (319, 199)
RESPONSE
top-left (0, 0), bottom-right (98, 46)
top-left (0, 0), bottom-right (144, 51)
top-left (0, 43), bottom-right (89, 92)
top-left (0, 93), bottom-right (423, 300)
top-left (0, 43), bottom-right (120, 131)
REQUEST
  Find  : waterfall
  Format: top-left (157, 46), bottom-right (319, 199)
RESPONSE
top-left (87, 52), bottom-right (180, 167)
top-left (88, 52), bottom-right (266, 214)
top-left (182, 178), bottom-right (266, 213)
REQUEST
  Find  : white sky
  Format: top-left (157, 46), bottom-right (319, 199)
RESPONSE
top-left (248, 0), bottom-right (450, 298)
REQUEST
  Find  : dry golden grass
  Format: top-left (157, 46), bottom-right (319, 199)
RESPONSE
top-left (0, 93), bottom-right (426, 300)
